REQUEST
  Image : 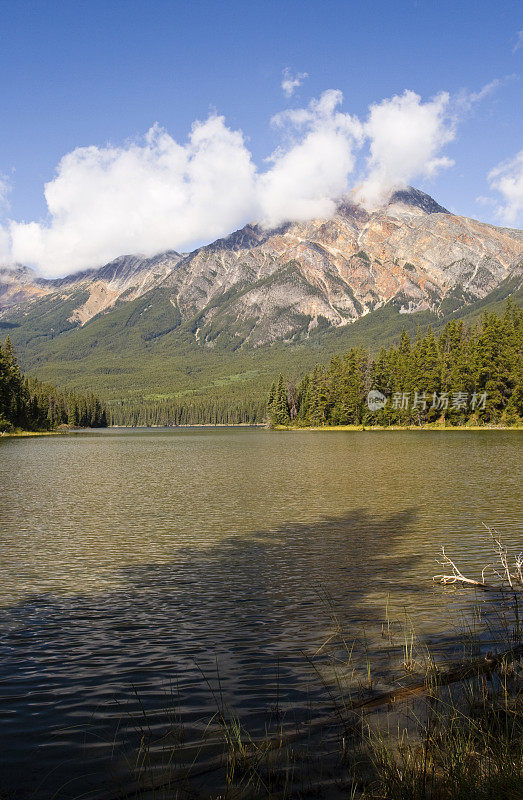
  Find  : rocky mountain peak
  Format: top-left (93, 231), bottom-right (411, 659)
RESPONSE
top-left (387, 186), bottom-right (450, 215)
top-left (0, 188), bottom-right (520, 346)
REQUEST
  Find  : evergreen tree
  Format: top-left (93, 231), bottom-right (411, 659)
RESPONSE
top-left (268, 302), bottom-right (522, 429)
top-left (307, 365), bottom-right (329, 426)
top-left (0, 338), bottom-right (107, 432)
top-left (274, 374), bottom-right (290, 425)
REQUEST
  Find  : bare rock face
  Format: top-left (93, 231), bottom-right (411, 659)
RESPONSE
top-left (0, 251), bottom-right (183, 319)
top-left (0, 265), bottom-right (50, 310)
top-left (160, 188), bottom-right (521, 345)
top-left (388, 187), bottom-right (450, 214)
top-left (1, 188), bottom-right (521, 348)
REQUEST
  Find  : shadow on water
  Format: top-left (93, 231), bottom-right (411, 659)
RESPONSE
top-left (0, 507), bottom-right (429, 799)
top-left (1, 506), bottom-right (513, 799)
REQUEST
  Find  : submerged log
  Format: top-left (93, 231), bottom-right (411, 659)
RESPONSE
top-left (346, 642), bottom-right (523, 713)
top-left (99, 641), bottom-right (523, 800)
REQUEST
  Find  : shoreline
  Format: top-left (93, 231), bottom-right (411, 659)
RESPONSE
top-left (0, 429), bottom-right (70, 438)
top-left (109, 422), bottom-right (265, 429)
top-left (2, 423), bottom-right (521, 437)
top-left (1, 424), bottom-right (265, 437)
top-left (272, 423), bottom-right (523, 431)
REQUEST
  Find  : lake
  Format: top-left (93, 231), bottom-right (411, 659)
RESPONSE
top-left (0, 428), bottom-right (521, 798)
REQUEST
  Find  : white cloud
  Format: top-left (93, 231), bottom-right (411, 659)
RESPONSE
top-left (3, 82), bottom-right (493, 276)
top-left (468, 78), bottom-right (502, 103)
top-left (513, 30), bottom-right (523, 53)
top-left (454, 75), bottom-right (516, 116)
top-left (9, 119), bottom-right (258, 276)
top-left (475, 194), bottom-right (495, 207)
top-left (258, 90), bottom-right (363, 227)
top-left (0, 224), bottom-right (11, 264)
top-left (487, 150), bottom-right (523, 226)
top-left (354, 90), bottom-right (455, 209)
top-left (0, 176), bottom-right (10, 208)
top-left (455, 78), bottom-right (501, 112)
top-left (281, 68), bottom-right (308, 98)
top-left (5, 90), bottom-right (364, 275)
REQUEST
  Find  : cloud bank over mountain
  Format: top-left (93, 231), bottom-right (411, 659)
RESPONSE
top-left (9, 120), bottom-right (258, 276)
top-left (0, 84), bottom-right (515, 277)
top-left (354, 91), bottom-right (455, 209)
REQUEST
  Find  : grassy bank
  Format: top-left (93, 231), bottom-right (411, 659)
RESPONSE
top-left (0, 428), bottom-right (70, 438)
top-left (273, 423), bottom-right (523, 431)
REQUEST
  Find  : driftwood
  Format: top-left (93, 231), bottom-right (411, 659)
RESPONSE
top-left (433, 526), bottom-right (523, 592)
top-left (433, 547), bottom-right (505, 591)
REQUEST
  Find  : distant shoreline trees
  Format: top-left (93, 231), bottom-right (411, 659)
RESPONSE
top-left (106, 397), bottom-right (266, 427)
top-left (0, 337), bottom-right (107, 432)
top-left (267, 301), bottom-right (523, 427)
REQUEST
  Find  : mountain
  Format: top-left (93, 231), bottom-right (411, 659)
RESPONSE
top-left (0, 251), bottom-right (183, 320)
top-left (158, 189), bottom-right (520, 347)
top-left (0, 188), bottom-right (521, 406)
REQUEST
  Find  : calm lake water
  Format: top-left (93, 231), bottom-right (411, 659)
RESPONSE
top-left (0, 428), bottom-right (521, 798)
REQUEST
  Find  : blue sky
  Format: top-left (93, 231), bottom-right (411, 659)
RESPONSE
top-left (0, 0), bottom-right (521, 274)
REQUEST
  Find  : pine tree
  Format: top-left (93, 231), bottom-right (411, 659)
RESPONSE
top-left (307, 365), bottom-right (329, 426)
top-left (268, 303), bottom-right (522, 429)
top-left (0, 338), bottom-right (107, 431)
top-left (266, 381), bottom-right (277, 425)
top-left (274, 374), bottom-right (290, 425)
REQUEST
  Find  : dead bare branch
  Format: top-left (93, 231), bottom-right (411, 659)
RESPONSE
top-left (434, 529), bottom-right (523, 591)
top-left (433, 546), bottom-right (496, 589)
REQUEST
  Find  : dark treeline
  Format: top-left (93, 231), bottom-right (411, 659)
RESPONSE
top-left (107, 396), bottom-right (266, 427)
top-left (0, 336), bottom-right (107, 432)
top-left (268, 301), bottom-right (523, 427)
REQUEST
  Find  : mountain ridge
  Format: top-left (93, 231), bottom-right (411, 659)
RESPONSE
top-left (1, 188), bottom-right (521, 332)
top-left (0, 187), bottom-right (521, 404)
